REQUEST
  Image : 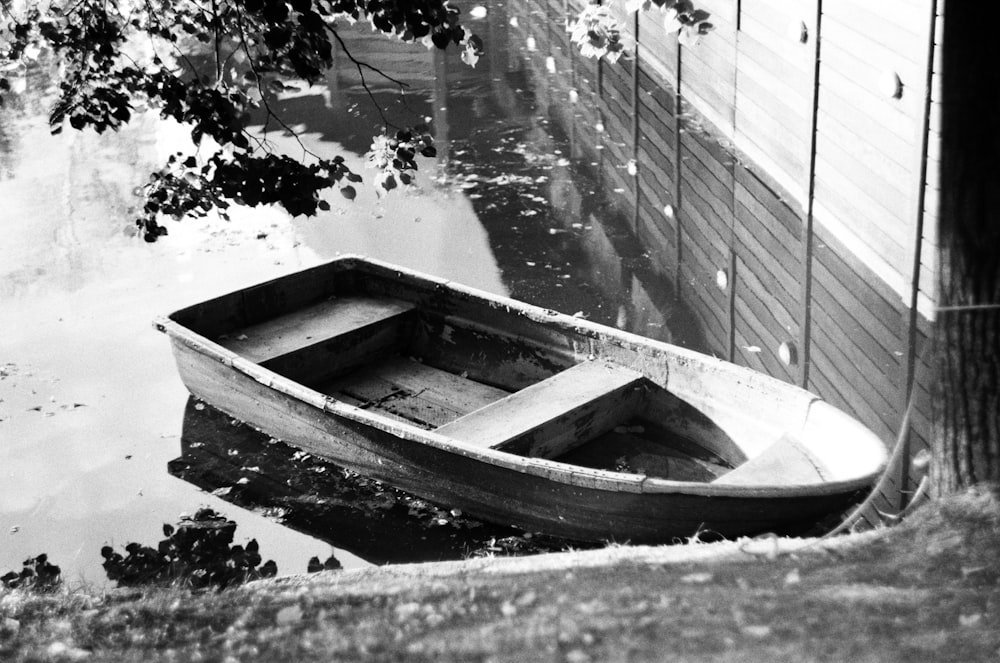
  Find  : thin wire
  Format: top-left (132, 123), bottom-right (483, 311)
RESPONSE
top-left (935, 304), bottom-right (1000, 311)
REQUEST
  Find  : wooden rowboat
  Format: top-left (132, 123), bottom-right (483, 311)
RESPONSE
top-left (156, 255), bottom-right (887, 543)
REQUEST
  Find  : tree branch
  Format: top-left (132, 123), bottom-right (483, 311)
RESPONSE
top-left (233, 2), bottom-right (324, 163)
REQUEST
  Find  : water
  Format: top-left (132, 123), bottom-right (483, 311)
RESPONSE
top-left (0, 28), bottom-right (681, 584)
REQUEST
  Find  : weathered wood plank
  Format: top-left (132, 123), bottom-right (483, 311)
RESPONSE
top-left (735, 167), bottom-right (803, 240)
top-left (809, 299), bottom-right (900, 411)
top-left (812, 163), bottom-right (909, 273)
top-left (434, 361), bottom-right (647, 458)
top-left (811, 254), bottom-right (902, 360)
top-left (261, 313), bottom-right (412, 387)
top-left (734, 99), bottom-right (809, 188)
top-left (808, 341), bottom-right (895, 443)
top-left (734, 250), bottom-right (797, 335)
top-left (636, 65), bottom-right (677, 114)
top-left (821, 8), bottom-right (926, 75)
top-left (812, 225), bottom-right (904, 332)
top-left (734, 197), bottom-right (800, 278)
top-left (818, 56), bottom-right (920, 139)
top-left (218, 296), bottom-right (416, 364)
top-left (679, 178), bottom-right (732, 258)
top-left (638, 13), bottom-right (677, 80)
top-left (814, 108), bottom-right (914, 209)
top-left (323, 356), bottom-right (510, 429)
top-left (733, 314), bottom-right (795, 384)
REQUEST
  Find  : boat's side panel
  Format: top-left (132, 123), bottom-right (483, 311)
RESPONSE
top-left (167, 338), bottom-right (860, 542)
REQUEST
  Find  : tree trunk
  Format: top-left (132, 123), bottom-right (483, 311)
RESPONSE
top-left (931, 2), bottom-right (1000, 494)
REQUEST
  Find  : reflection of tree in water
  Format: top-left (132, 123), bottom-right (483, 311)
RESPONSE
top-left (0, 115), bottom-right (14, 181)
top-left (0, 54), bottom-right (62, 180)
top-left (0, 56), bottom-right (163, 299)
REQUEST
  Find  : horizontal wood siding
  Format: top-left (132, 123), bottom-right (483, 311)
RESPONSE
top-left (809, 224), bottom-right (904, 443)
top-left (635, 63), bottom-right (678, 272)
top-left (813, 0), bottom-right (930, 302)
top-left (597, 57), bottom-right (635, 217)
top-left (734, 0), bottom-right (816, 205)
top-left (733, 166), bottom-right (801, 383)
top-left (638, 8), bottom-right (678, 81)
top-left (679, 0), bottom-right (737, 136)
top-left (679, 115), bottom-right (734, 358)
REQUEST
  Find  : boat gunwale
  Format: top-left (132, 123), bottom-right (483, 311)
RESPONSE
top-left (155, 255), bottom-right (886, 499)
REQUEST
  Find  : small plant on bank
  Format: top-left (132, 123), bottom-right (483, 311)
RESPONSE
top-left (101, 508), bottom-right (277, 590)
top-left (0, 554), bottom-right (61, 592)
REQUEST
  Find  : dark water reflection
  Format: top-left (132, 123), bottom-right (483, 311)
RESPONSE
top-left (170, 398), bottom-right (585, 564)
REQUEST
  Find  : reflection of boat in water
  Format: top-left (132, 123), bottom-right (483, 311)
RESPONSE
top-left (169, 396), bottom-right (535, 565)
top-left (157, 256), bottom-right (886, 543)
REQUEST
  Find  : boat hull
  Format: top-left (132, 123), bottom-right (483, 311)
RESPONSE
top-left (167, 330), bottom-right (864, 543)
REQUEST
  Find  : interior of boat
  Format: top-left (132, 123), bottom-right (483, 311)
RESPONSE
top-left (175, 267), bottom-right (837, 486)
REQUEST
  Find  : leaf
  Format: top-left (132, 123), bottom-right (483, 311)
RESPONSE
top-left (340, 185), bottom-right (356, 200)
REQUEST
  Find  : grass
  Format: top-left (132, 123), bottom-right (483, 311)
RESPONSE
top-left (2, 484), bottom-right (999, 662)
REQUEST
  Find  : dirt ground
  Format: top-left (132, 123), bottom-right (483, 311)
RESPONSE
top-left (2, 484), bottom-right (998, 662)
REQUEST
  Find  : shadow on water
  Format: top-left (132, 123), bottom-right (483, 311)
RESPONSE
top-left (169, 397), bottom-right (591, 564)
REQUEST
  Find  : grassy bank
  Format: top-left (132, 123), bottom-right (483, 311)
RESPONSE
top-left (2, 485), bottom-right (999, 662)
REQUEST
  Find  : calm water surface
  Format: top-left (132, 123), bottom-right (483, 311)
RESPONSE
top-left (0, 28), bottom-right (681, 584)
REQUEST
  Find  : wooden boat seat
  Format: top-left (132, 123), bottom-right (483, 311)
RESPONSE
top-left (216, 296), bottom-right (416, 384)
top-left (710, 434), bottom-right (831, 486)
top-left (434, 360), bottom-right (648, 458)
